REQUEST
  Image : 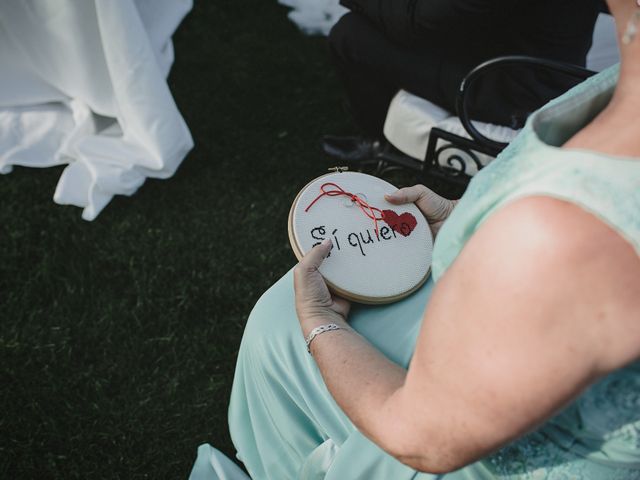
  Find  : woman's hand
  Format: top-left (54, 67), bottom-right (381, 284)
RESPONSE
top-left (293, 239), bottom-right (351, 336)
top-left (385, 185), bottom-right (458, 238)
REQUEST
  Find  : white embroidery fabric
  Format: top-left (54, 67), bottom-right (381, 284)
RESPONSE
top-left (290, 172), bottom-right (432, 302)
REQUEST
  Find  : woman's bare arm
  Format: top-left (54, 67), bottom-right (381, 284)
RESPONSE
top-left (295, 196), bottom-right (640, 473)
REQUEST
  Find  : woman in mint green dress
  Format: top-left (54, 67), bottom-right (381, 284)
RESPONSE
top-left (222, 2), bottom-right (640, 478)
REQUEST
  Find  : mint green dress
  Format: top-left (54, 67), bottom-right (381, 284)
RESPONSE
top-left (225, 65), bottom-right (640, 479)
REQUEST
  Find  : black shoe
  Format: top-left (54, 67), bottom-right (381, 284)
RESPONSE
top-left (320, 135), bottom-right (385, 162)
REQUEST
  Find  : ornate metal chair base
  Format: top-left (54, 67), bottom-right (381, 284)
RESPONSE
top-left (351, 55), bottom-right (596, 198)
top-left (421, 127), bottom-right (502, 194)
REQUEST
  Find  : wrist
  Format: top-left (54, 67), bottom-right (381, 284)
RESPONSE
top-left (305, 323), bottom-right (343, 353)
top-left (299, 310), bottom-right (349, 337)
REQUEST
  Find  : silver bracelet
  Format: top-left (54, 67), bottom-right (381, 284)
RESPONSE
top-left (305, 323), bottom-right (342, 354)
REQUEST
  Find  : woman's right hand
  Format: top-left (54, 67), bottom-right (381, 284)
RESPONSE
top-left (385, 185), bottom-right (458, 238)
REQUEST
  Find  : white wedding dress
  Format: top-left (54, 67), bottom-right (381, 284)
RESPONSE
top-left (0, 0), bottom-right (194, 220)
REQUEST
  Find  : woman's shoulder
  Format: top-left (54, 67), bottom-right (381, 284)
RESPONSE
top-left (480, 195), bottom-right (640, 370)
top-left (489, 194), bottom-right (639, 270)
top-left (434, 151), bottom-right (640, 272)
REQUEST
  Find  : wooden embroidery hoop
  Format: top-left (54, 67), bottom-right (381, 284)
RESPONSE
top-left (288, 169), bottom-right (432, 304)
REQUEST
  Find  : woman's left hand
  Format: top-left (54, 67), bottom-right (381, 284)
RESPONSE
top-left (293, 239), bottom-right (351, 336)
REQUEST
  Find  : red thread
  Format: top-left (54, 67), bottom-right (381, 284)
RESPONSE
top-left (304, 182), bottom-right (385, 236)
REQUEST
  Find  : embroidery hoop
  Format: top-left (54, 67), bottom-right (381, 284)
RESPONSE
top-left (288, 171), bottom-right (433, 304)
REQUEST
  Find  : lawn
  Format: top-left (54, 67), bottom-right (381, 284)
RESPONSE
top-left (0, 2), bottom-right (353, 478)
top-left (0, 0), bottom-right (455, 476)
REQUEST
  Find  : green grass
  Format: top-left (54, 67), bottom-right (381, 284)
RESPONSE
top-left (0, 2), bottom-right (430, 478)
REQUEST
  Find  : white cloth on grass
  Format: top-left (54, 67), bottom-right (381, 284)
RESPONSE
top-left (189, 444), bottom-right (250, 480)
top-left (277, 0), bottom-right (347, 35)
top-left (0, 0), bottom-right (194, 220)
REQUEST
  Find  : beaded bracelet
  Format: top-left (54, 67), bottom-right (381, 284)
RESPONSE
top-left (305, 323), bottom-right (342, 354)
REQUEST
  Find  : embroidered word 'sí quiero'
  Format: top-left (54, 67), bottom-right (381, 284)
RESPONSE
top-left (310, 209), bottom-right (416, 257)
top-left (289, 171), bottom-right (433, 304)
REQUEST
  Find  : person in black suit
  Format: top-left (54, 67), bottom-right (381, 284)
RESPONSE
top-left (322, 0), bottom-right (604, 161)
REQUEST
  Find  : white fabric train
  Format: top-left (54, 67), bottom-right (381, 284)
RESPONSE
top-left (0, 0), bottom-right (194, 220)
top-left (277, 0), bottom-right (347, 35)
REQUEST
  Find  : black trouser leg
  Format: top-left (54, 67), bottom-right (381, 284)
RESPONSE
top-left (327, 12), bottom-right (455, 138)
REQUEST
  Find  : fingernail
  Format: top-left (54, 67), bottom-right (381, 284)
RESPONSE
top-left (385, 191), bottom-right (399, 199)
top-left (321, 238), bottom-right (331, 247)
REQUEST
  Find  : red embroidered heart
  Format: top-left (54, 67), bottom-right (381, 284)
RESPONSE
top-left (382, 210), bottom-right (417, 237)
